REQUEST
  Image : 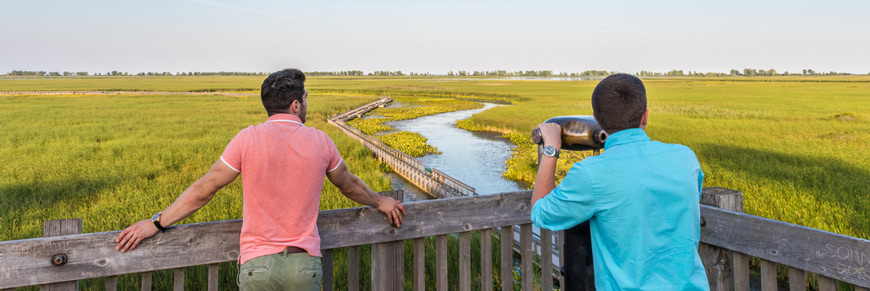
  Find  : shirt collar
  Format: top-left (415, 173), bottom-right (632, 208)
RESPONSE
top-left (603, 128), bottom-right (651, 150)
top-left (266, 114), bottom-right (304, 126)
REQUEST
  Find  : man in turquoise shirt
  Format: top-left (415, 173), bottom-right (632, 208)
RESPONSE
top-left (531, 74), bottom-right (709, 290)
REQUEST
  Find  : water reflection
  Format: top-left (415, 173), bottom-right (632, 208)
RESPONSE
top-left (388, 103), bottom-right (526, 200)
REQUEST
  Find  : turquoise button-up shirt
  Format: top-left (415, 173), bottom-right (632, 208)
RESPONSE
top-left (531, 128), bottom-right (709, 290)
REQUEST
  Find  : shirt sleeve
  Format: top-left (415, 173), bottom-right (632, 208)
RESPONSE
top-left (219, 129), bottom-right (246, 173)
top-left (697, 167), bottom-right (705, 199)
top-left (325, 135), bottom-right (343, 173)
top-left (531, 163), bottom-right (597, 231)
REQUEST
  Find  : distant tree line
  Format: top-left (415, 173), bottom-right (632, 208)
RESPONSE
top-left (3, 69), bottom-right (861, 77)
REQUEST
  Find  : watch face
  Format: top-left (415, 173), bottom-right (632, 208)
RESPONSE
top-left (543, 146), bottom-right (556, 156)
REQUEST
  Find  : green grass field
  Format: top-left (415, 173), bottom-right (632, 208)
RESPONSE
top-left (1, 75), bottom-right (869, 289)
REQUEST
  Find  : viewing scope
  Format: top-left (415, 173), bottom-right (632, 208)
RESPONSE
top-left (531, 115), bottom-right (608, 150)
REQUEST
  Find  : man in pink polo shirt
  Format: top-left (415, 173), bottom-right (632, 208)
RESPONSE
top-left (115, 68), bottom-right (406, 290)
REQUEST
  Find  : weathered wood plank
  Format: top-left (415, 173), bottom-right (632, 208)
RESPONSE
top-left (437, 235), bottom-right (448, 291)
top-left (323, 249), bottom-right (334, 291)
top-left (521, 224), bottom-right (532, 291)
top-left (0, 191), bottom-right (532, 289)
top-left (541, 228), bottom-right (553, 291)
top-left (760, 260), bottom-right (776, 291)
top-left (173, 268), bottom-right (184, 291)
top-left (414, 238), bottom-right (424, 291)
top-left (460, 231), bottom-right (471, 291)
top-left (787, 267), bottom-right (805, 291)
top-left (732, 252), bottom-right (749, 291)
top-left (207, 264), bottom-right (218, 291)
top-left (140, 272), bottom-right (152, 291)
top-left (558, 230), bottom-right (565, 291)
top-left (700, 204), bottom-right (870, 287)
top-left (699, 187), bottom-right (742, 291)
top-left (817, 276), bottom-right (837, 291)
top-left (41, 218), bottom-right (81, 291)
top-left (105, 276), bottom-right (117, 291)
top-left (501, 226), bottom-right (513, 291)
top-left (348, 246), bottom-right (359, 291)
top-left (481, 229), bottom-right (493, 291)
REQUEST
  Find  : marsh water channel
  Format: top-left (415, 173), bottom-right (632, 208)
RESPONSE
top-left (376, 103), bottom-right (527, 201)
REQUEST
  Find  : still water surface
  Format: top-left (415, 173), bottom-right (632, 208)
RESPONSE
top-left (385, 103), bottom-right (526, 201)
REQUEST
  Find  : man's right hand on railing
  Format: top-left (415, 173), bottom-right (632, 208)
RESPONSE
top-left (115, 219), bottom-right (160, 253)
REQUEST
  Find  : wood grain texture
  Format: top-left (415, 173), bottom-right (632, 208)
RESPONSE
top-left (787, 267), bottom-right (805, 291)
top-left (480, 229), bottom-right (492, 291)
top-left (413, 238), bottom-right (424, 291)
top-left (106, 276), bottom-right (117, 291)
top-left (699, 187), bottom-right (741, 291)
top-left (760, 260), bottom-right (776, 291)
top-left (817, 276), bottom-right (837, 291)
top-left (460, 231), bottom-right (471, 291)
top-left (140, 272), bottom-right (152, 291)
top-left (541, 228), bottom-right (553, 291)
top-left (41, 219), bottom-right (81, 291)
top-left (173, 268), bottom-right (184, 291)
top-left (0, 191), bottom-right (532, 289)
top-left (732, 252), bottom-right (749, 291)
top-left (700, 204), bottom-right (870, 287)
top-left (348, 246), bottom-right (359, 291)
top-left (207, 264), bottom-right (218, 291)
top-left (501, 226), bottom-right (513, 291)
top-left (521, 224), bottom-right (532, 291)
top-left (436, 235), bottom-right (447, 291)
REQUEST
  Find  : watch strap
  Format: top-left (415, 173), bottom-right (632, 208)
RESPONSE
top-left (152, 212), bottom-right (167, 232)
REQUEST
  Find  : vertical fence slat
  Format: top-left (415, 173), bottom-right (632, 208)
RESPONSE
top-left (817, 276), bottom-right (837, 291)
top-left (521, 224), bottom-right (533, 291)
top-left (414, 238), bottom-right (425, 291)
top-left (349, 246), bottom-right (360, 291)
top-left (106, 276), bottom-right (117, 291)
top-left (787, 267), bottom-right (805, 291)
top-left (41, 218), bottom-right (81, 291)
top-left (733, 252), bottom-right (749, 291)
top-left (855, 286), bottom-right (869, 291)
top-left (481, 229), bottom-right (493, 291)
top-left (760, 260), bottom-right (777, 291)
top-left (437, 234), bottom-right (448, 291)
top-left (207, 263), bottom-right (218, 291)
top-left (460, 231), bottom-right (471, 291)
top-left (501, 226), bottom-right (514, 291)
top-left (323, 249), bottom-right (334, 291)
top-left (141, 272), bottom-right (152, 291)
top-left (371, 191), bottom-right (404, 291)
top-left (700, 188), bottom-right (742, 291)
top-left (173, 268), bottom-right (184, 291)
top-left (541, 228), bottom-right (553, 291)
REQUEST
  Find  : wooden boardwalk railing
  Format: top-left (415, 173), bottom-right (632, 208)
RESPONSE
top-left (328, 97), bottom-right (477, 198)
top-left (2, 188), bottom-right (869, 290)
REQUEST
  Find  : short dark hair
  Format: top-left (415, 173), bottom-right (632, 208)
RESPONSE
top-left (261, 69), bottom-right (306, 116)
top-left (590, 73), bottom-right (647, 134)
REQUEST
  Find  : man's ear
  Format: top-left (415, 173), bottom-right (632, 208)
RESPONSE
top-left (640, 110), bottom-right (649, 129)
top-left (290, 100), bottom-right (300, 113)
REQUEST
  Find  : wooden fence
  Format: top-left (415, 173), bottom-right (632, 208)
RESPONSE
top-left (2, 188), bottom-right (870, 290)
top-left (328, 97), bottom-right (477, 198)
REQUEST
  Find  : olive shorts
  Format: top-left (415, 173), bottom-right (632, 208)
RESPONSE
top-left (238, 250), bottom-right (322, 291)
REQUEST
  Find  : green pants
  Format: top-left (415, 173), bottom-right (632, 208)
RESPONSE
top-left (238, 250), bottom-right (322, 291)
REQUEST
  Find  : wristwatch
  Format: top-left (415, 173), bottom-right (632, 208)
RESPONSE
top-left (151, 212), bottom-right (167, 232)
top-left (542, 145), bottom-right (560, 158)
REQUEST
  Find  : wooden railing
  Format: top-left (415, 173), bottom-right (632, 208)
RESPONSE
top-left (2, 188), bottom-right (869, 290)
top-left (328, 97), bottom-right (477, 198)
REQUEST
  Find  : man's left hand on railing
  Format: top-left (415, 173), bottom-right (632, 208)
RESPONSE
top-left (115, 219), bottom-right (159, 253)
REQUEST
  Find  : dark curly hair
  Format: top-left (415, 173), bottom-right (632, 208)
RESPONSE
top-left (261, 69), bottom-right (306, 116)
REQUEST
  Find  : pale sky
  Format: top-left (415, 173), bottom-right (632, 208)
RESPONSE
top-left (1, 0), bottom-right (868, 75)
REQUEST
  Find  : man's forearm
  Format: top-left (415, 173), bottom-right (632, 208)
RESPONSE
top-left (531, 156), bottom-right (558, 208)
top-left (340, 175), bottom-right (382, 207)
top-left (159, 180), bottom-right (218, 227)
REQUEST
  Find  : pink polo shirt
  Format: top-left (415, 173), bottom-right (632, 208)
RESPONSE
top-left (220, 114), bottom-right (342, 264)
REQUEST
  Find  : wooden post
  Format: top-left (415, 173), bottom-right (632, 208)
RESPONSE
top-left (541, 228), bottom-right (553, 291)
top-left (501, 226), bottom-right (513, 291)
top-left (41, 218), bottom-right (82, 291)
top-left (699, 187), bottom-right (743, 291)
top-left (322, 249), bottom-right (334, 291)
top-left (787, 267), bottom-right (805, 291)
top-left (371, 190), bottom-right (404, 291)
top-left (460, 232), bottom-right (471, 291)
top-left (481, 229), bottom-right (493, 291)
top-left (413, 238), bottom-right (425, 291)
top-left (521, 224), bottom-right (532, 291)
top-left (207, 264), bottom-right (218, 291)
top-left (173, 268), bottom-right (184, 291)
top-left (437, 235), bottom-right (448, 291)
